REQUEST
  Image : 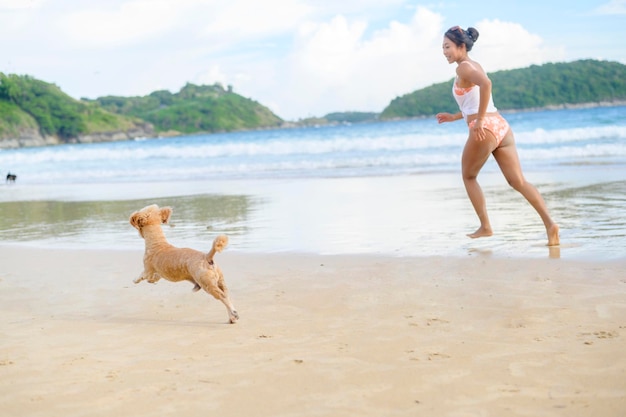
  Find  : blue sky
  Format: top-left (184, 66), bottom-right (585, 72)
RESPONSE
top-left (1, 0), bottom-right (624, 120)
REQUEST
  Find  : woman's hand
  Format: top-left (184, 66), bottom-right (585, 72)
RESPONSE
top-left (472, 118), bottom-right (486, 141)
top-left (436, 113), bottom-right (455, 124)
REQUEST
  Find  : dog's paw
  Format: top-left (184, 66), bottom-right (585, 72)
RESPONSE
top-left (229, 310), bottom-right (239, 323)
top-left (147, 274), bottom-right (161, 284)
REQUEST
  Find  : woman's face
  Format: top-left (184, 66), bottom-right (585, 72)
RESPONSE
top-left (442, 36), bottom-right (462, 64)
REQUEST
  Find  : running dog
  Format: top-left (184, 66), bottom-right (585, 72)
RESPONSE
top-left (129, 204), bottom-right (238, 323)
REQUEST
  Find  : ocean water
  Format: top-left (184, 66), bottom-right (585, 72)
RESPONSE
top-left (0, 106), bottom-right (625, 260)
top-left (2, 106), bottom-right (626, 183)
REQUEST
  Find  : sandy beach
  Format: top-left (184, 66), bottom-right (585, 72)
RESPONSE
top-left (1, 246), bottom-right (625, 416)
top-left (0, 34), bottom-right (624, 416)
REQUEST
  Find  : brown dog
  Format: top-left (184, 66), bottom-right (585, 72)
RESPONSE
top-left (129, 204), bottom-right (238, 323)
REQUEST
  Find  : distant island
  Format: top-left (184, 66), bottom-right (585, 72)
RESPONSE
top-left (1, 59), bottom-right (625, 148)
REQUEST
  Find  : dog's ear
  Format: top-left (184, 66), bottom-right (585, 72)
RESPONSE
top-left (160, 207), bottom-right (173, 224)
top-left (129, 211), bottom-right (145, 229)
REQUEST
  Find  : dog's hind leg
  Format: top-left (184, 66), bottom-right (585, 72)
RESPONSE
top-left (146, 273), bottom-right (161, 283)
top-left (197, 274), bottom-right (238, 324)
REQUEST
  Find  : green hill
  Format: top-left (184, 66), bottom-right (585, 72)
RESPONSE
top-left (0, 75), bottom-right (283, 148)
top-left (90, 83), bottom-right (283, 134)
top-left (380, 59), bottom-right (626, 119)
top-left (0, 73), bottom-right (152, 147)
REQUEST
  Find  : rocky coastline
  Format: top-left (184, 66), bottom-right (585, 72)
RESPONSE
top-left (0, 122), bottom-right (154, 149)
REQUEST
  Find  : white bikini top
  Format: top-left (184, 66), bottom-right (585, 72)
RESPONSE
top-left (452, 77), bottom-right (497, 121)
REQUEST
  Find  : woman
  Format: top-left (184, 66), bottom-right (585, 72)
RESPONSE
top-left (436, 26), bottom-right (559, 246)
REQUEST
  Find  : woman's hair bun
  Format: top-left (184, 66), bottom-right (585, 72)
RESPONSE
top-left (466, 27), bottom-right (479, 43)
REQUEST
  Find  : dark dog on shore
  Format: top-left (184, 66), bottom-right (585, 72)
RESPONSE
top-left (129, 204), bottom-right (238, 323)
top-left (6, 173), bottom-right (16, 183)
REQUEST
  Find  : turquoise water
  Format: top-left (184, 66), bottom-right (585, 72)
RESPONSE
top-left (1, 106), bottom-right (625, 260)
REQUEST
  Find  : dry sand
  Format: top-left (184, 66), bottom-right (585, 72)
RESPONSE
top-left (1, 246), bottom-right (625, 416)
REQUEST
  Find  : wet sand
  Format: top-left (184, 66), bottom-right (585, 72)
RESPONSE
top-left (1, 173), bottom-right (625, 259)
top-left (1, 246), bottom-right (625, 416)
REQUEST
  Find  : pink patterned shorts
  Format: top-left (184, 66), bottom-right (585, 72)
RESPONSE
top-left (468, 113), bottom-right (510, 146)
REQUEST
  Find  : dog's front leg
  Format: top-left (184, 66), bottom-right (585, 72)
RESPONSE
top-left (133, 272), bottom-right (148, 284)
top-left (133, 271), bottom-right (160, 284)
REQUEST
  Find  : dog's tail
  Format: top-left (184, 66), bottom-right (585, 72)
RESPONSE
top-left (207, 234), bottom-right (228, 262)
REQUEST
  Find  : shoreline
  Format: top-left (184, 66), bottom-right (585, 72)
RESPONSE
top-left (1, 171), bottom-right (625, 261)
top-left (1, 246), bottom-right (625, 416)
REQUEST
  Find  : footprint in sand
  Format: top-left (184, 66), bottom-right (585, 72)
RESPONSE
top-left (593, 330), bottom-right (619, 339)
top-left (426, 317), bottom-right (450, 326)
top-left (428, 352), bottom-right (451, 361)
top-left (405, 315), bottom-right (420, 327)
top-left (579, 330), bottom-right (619, 344)
top-left (405, 316), bottom-right (450, 328)
top-left (406, 351), bottom-right (451, 362)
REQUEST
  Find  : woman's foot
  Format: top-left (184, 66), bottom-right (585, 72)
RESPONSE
top-left (547, 223), bottom-right (560, 246)
top-left (467, 226), bottom-right (493, 239)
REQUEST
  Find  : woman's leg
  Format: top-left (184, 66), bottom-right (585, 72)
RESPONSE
top-left (492, 131), bottom-right (560, 246)
top-left (461, 131), bottom-right (498, 238)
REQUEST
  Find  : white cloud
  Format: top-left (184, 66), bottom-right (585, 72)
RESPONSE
top-left (192, 65), bottom-right (230, 87)
top-left (292, 15), bottom-right (368, 82)
top-left (593, 0), bottom-right (626, 15)
top-left (260, 6), bottom-right (449, 118)
top-left (0, 0), bottom-right (45, 36)
top-left (200, 0), bottom-right (312, 40)
top-left (0, 0), bottom-right (44, 10)
top-left (58, 0), bottom-right (184, 47)
top-left (469, 19), bottom-right (565, 72)
top-left (53, 0), bottom-right (313, 55)
top-left (243, 12), bottom-right (565, 119)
